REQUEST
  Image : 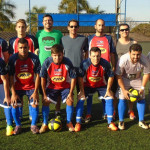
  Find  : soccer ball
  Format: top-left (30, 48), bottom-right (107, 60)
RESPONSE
top-left (48, 118), bottom-right (62, 131)
top-left (129, 88), bottom-right (140, 102)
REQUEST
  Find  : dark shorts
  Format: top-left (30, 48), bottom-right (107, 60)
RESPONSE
top-left (46, 88), bottom-right (70, 104)
top-left (111, 76), bottom-right (118, 94)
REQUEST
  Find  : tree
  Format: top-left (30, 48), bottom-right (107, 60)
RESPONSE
top-left (0, 0), bottom-right (16, 30)
top-left (58, 0), bottom-right (104, 14)
top-left (25, 6), bottom-right (46, 32)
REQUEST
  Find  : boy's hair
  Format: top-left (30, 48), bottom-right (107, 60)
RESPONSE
top-left (18, 38), bottom-right (28, 45)
top-left (16, 19), bottom-right (27, 27)
top-left (90, 47), bottom-right (101, 55)
top-left (51, 44), bottom-right (63, 54)
top-left (119, 23), bottom-right (130, 30)
top-left (43, 14), bottom-right (53, 21)
top-left (129, 44), bottom-right (142, 52)
top-left (68, 19), bottom-right (79, 27)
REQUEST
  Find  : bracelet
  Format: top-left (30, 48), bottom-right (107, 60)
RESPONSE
top-left (141, 86), bottom-right (145, 90)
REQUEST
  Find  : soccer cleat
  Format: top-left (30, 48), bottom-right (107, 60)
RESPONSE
top-left (66, 122), bottom-right (75, 132)
top-left (118, 121), bottom-right (125, 130)
top-left (128, 110), bottom-right (136, 120)
top-left (39, 124), bottom-right (49, 133)
top-left (6, 125), bottom-right (14, 136)
top-left (75, 123), bottom-right (81, 132)
top-left (13, 126), bottom-right (22, 135)
top-left (85, 114), bottom-right (92, 123)
top-left (108, 122), bottom-right (118, 131)
top-left (139, 121), bottom-right (148, 129)
top-left (31, 125), bottom-right (39, 134)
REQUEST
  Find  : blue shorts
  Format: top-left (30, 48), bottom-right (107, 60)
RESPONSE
top-left (46, 88), bottom-right (70, 104)
top-left (16, 89), bottom-right (35, 105)
top-left (85, 86), bottom-right (111, 100)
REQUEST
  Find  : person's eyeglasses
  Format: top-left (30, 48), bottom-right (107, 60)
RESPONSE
top-left (120, 28), bottom-right (129, 32)
top-left (70, 26), bottom-right (78, 28)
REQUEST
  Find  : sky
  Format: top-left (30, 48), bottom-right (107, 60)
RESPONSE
top-left (11, 0), bottom-right (150, 22)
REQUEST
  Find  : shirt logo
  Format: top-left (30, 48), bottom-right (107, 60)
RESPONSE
top-left (99, 48), bottom-right (106, 54)
top-left (51, 76), bottom-right (65, 82)
top-left (17, 72), bottom-right (32, 79)
top-left (89, 77), bottom-right (101, 82)
top-left (54, 69), bottom-right (62, 75)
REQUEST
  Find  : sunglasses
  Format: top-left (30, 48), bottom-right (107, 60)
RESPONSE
top-left (120, 28), bottom-right (129, 32)
top-left (70, 25), bottom-right (78, 28)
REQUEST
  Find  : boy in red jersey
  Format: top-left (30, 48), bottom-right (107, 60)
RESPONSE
top-left (75, 47), bottom-right (118, 132)
top-left (8, 38), bottom-right (41, 134)
top-left (39, 44), bottom-right (76, 133)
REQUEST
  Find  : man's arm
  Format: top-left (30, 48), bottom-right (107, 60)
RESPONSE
top-left (110, 53), bottom-right (116, 72)
top-left (41, 77), bottom-right (49, 102)
top-left (116, 74), bottom-right (130, 100)
top-left (3, 51), bottom-right (10, 64)
top-left (30, 73), bottom-right (40, 105)
top-left (1, 74), bottom-right (11, 105)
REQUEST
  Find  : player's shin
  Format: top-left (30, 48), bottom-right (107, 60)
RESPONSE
top-left (137, 99), bottom-right (145, 121)
top-left (66, 105), bottom-right (74, 123)
top-left (42, 105), bottom-right (50, 125)
top-left (76, 99), bottom-right (85, 123)
top-left (31, 105), bottom-right (39, 126)
top-left (118, 99), bottom-right (126, 121)
top-left (105, 98), bottom-right (114, 124)
top-left (4, 107), bottom-right (13, 126)
top-left (11, 106), bottom-right (21, 126)
top-left (87, 95), bottom-right (92, 115)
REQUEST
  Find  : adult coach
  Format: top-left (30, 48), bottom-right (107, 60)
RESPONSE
top-left (87, 19), bottom-right (116, 121)
top-left (116, 23), bottom-right (137, 120)
top-left (75, 47), bottom-right (118, 132)
top-left (8, 38), bottom-right (41, 134)
top-left (116, 44), bottom-right (149, 130)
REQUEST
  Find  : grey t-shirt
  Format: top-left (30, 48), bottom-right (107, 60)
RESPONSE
top-left (116, 39), bottom-right (135, 59)
top-left (62, 35), bottom-right (88, 68)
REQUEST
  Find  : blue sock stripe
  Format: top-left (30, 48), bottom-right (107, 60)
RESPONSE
top-left (4, 107), bottom-right (13, 126)
top-left (137, 99), bottom-right (145, 121)
top-left (11, 107), bottom-right (21, 126)
top-left (66, 105), bottom-right (73, 124)
top-left (118, 99), bottom-right (126, 122)
top-left (42, 106), bottom-right (50, 125)
top-left (31, 106), bottom-right (39, 126)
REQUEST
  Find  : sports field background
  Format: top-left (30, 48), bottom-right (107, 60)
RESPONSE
top-left (0, 42), bottom-right (150, 150)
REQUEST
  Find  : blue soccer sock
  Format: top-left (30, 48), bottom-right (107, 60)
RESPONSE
top-left (137, 99), bottom-right (145, 121)
top-left (11, 107), bottom-right (21, 126)
top-left (76, 99), bottom-right (85, 123)
top-left (102, 99), bottom-right (106, 116)
top-left (28, 104), bottom-right (32, 119)
top-left (87, 95), bottom-right (93, 115)
top-left (42, 106), bottom-right (50, 125)
top-left (31, 106), bottom-right (39, 126)
top-left (66, 105), bottom-right (73, 124)
top-left (4, 107), bottom-right (13, 126)
top-left (118, 99), bottom-right (126, 122)
top-left (19, 106), bottom-right (23, 118)
top-left (105, 98), bottom-right (114, 124)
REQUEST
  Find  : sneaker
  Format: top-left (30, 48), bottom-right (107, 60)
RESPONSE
top-left (14, 126), bottom-right (22, 135)
top-left (66, 122), bottom-right (74, 132)
top-left (85, 114), bottom-right (92, 123)
top-left (128, 111), bottom-right (136, 120)
top-left (31, 125), bottom-right (39, 134)
top-left (75, 123), bottom-right (81, 132)
top-left (6, 125), bottom-right (14, 136)
top-left (108, 122), bottom-right (118, 131)
top-left (39, 124), bottom-right (48, 133)
top-left (103, 114), bottom-right (107, 120)
top-left (118, 121), bottom-right (125, 130)
top-left (139, 121), bottom-right (148, 129)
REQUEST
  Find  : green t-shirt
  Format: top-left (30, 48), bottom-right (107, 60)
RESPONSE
top-left (36, 29), bottom-right (63, 65)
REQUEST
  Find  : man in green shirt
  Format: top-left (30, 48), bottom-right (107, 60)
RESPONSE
top-left (36, 14), bottom-right (63, 66)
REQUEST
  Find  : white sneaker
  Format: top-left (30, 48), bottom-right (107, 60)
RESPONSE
top-left (139, 121), bottom-right (148, 129)
top-left (118, 121), bottom-right (125, 130)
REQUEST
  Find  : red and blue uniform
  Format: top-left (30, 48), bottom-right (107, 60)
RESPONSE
top-left (8, 52), bottom-right (41, 90)
top-left (8, 35), bottom-right (38, 54)
top-left (88, 34), bottom-right (116, 62)
top-left (76, 58), bottom-right (114, 124)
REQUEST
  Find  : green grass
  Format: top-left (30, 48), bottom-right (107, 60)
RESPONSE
top-left (1, 91), bottom-right (150, 150)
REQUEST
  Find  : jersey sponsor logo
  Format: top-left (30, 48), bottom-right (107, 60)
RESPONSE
top-left (89, 77), bottom-right (101, 82)
top-left (17, 72), bottom-right (32, 79)
top-left (54, 69), bottom-right (62, 75)
top-left (51, 76), bottom-right (65, 82)
top-left (99, 48), bottom-right (106, 54)
top-left (97, 41), bottom-right (104, 44)
top-left (92, 70), bottom-right (98, 76)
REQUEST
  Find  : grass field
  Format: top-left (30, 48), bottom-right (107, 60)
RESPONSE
top-left (1, 91), bottom-right (150, 150)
